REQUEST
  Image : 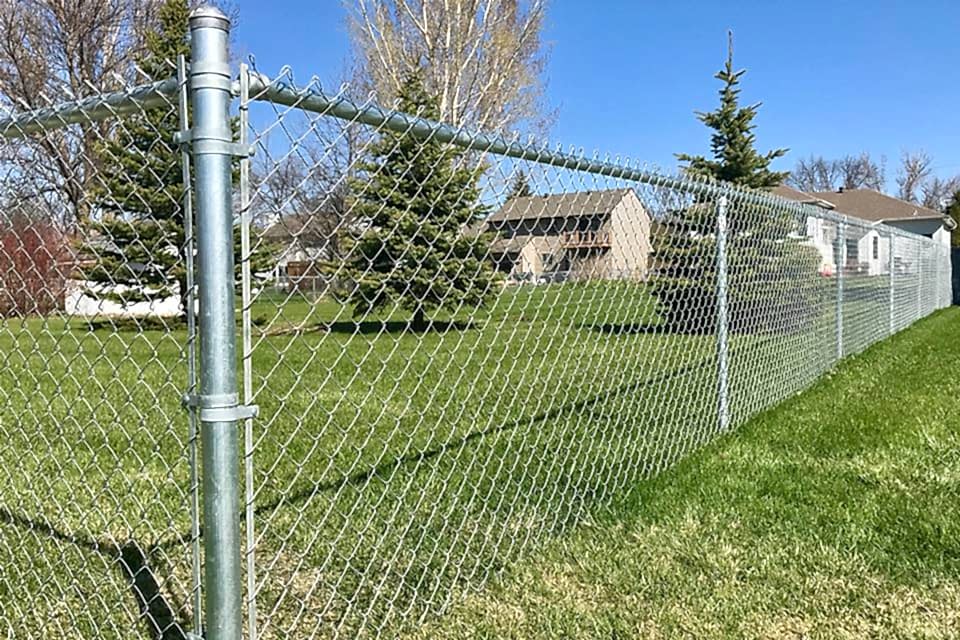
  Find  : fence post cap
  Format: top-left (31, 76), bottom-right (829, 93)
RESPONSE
top-left (189, 5), bottom-right (230, 30)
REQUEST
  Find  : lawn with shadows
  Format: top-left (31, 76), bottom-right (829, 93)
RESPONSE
top-left (0, 280), bottom-right (940, 638)
top-left (411, 307), bottom-right (960, 639)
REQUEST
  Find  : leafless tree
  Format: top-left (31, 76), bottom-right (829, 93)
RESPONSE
top-left (253, 113), bottom-right (368, 264)
top-left (0, 0), bottom-right (162, 225)
top-left (836, 153), bottom-right (885, 191)
top-left (896, 150), bottom-right (933, 204)
top-left (920, 175), bottom-right (960, 212)
top-left (787, 152), bottom-right (885, 193)
top-left (788, 156), bottom-right (840, 192)
top-left (345, 0), bottom-right (552, 134)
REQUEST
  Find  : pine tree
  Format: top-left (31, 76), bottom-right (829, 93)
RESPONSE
top-left (338, 70), bottom-right (497, 330)
top-left (81, 0), bottom-right (273, 317)
top-left (81, 0), bottom-right (191, 311)
top-left (506, 169), bottom-right (533, 200)
top-left (652, 33), bottom-right (820, 333)
top-left (676, 33), bottom-right (788, 188)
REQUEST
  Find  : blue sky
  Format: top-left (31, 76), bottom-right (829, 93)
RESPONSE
top-left (234, 1), bottom-right (960, 187)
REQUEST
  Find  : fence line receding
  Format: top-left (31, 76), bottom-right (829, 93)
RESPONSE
top-left (0, 7), bottom-right (950, 640)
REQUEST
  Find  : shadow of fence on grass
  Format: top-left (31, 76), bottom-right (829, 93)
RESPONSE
top-left (0, 507), bottom-right (191, 640)
top-left (252, 351), bottom-right (715, 517)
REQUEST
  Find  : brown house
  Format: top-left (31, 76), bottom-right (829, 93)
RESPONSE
top-left (485, 188), bottom-right (651, 282)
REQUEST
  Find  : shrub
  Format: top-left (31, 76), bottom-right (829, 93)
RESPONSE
top-left (0, 214), bottom-right (69, 317)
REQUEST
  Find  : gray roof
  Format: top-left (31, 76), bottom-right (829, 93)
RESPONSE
top-left (487, 188), bottom-right (633, 223)
top-left (811, 189), bottom-right (954, 227)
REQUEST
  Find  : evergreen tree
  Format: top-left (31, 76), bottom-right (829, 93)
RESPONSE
top-left (676, 33), bottom-right (788, 188)
top-left (652, 33), bottom-right (820, 333)
top-left (81, 0), bottom-right (272, 316)
top-left (506, 169), bottom-right (534, 199)
top-left (946, 190), bottom-right (960, 248)
top-left (338, 70), bottom-right (497, 330)
top-left (81, 0), bottom-right (191, 311)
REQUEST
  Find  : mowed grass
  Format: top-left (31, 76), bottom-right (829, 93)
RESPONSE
top-left (0, 278), bottom-right (946, 638)
top-left (412, 307), bottom-right (960, 639)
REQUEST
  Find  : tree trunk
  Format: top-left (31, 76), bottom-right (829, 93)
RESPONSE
top-left (412, 307), bottom-right (426, 331)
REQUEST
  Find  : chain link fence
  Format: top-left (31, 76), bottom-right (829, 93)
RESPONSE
top-left (0, 60), bottom-right (202, 639)
top-left (0, 7), bottom-right (952, 640)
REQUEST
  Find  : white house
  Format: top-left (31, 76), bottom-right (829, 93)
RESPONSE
top-left (772, 186), bottom-right (955, 277)
top-left (65, 280), bottom-right (182, 318)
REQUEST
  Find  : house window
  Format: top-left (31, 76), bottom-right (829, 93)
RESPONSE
top-left (872, 236), bottom-right (879, 260)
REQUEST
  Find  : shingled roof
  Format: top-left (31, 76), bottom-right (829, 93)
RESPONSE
top-left (770, 185), bottom-right (836, 209)
top-left (812, 189), bottom-right (954, 227)
top-left (486, 188), bottom-right (633, 223)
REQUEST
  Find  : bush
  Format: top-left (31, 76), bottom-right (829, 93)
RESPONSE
top-left (651, 199), bottom-right (823, 334)
top-left (0, 214), bottom-right (68, 317)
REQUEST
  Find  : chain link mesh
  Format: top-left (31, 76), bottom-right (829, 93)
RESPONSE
top-left (0, 56), bottom-right (951, 639)
top-left (240, 67), bottom-right (952, 639)
top-left (0, 67), bottom-right (201, 638)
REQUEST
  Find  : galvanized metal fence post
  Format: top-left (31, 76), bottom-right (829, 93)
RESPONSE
top-left (716, 195), bottom-right (729, 432)
top-left (186, 7), bottom-right (251, 639)
top-left (836, 221), bottom-right (845, 360)
top-left (889, 233), bottom-right (895, 335)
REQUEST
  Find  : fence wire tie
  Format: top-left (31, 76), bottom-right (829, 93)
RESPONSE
top-left (181, 391), bottom-right (259, 423)
top-left (173, 129), bottom-right (255, 158)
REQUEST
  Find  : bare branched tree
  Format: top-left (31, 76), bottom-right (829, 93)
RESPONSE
top-left (0, 0), bottom-right (161, 225)
top-left (836, 152), bottom-right (885, 191)
top-left (253, 114), bottom-right (367, 264)
top-left (346, 0), bottom-right (551, 134)
top-left (787, 152), bottom-right (885, 192)
top-left (920, 175), bottom-right (960, 212)
top-left (788, 156), bottom-right (840, 192)
top-left (896, 150), bottom-right (933, 204)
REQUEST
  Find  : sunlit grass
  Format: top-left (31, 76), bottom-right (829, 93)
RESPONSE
top-left (0, 280), bottom-right (946, 638)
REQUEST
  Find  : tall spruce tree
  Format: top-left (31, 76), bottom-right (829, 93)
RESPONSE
top-left (675, 35), bottom-right (788, 188)
top-left (82, 0), bottom-right (191, 311)
top-left (506, 169), bottom-right (534, 200)
top-left (82, 0), bottom-right (272, 316)
top-left (339, 70), bottom-right (497, 330)
top-left (652, 33), bottom-right (820, 333)
top-left (947, 190), bottom-right (960, 247)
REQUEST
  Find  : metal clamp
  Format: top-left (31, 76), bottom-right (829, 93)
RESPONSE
top-left (182, 392), bottom-right (259, 423)
top-left (173, 130), bottom-right (255, 157)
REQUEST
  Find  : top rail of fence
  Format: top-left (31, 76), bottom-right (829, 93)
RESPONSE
top-left (0, 77), bottom-right (179, 140)
top-left (246, 68), bottom-right (949, 248)
top-left (0, 63), bottom-right (944, 250)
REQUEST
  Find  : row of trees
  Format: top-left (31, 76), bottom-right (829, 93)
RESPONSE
top-left (0, 0), bottom-right (551, 322)
top-left (789, 151), bottom-right (960, 213)
top-left (0, 1), bottom-right (948, 328)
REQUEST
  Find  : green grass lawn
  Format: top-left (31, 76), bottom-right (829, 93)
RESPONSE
top-left (411, 307), bottom-right (960, 639)
top-left (0, 281), bottom-right (950, 638)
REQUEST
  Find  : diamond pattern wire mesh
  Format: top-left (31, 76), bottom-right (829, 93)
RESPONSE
top-left (0, 66), bottom-right (200, 638)
top-left (240, 68), bottom-right (951, 639)
top-left (0, 53), bottom-right (951, 640)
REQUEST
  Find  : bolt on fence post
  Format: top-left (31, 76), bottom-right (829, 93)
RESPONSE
top-left (836, 221), bottom-right (845, 360)
top-left (189, 7), bottom-right (244, 640)
top-left (889, 233), bottom-right (895, 335)
top-left (716, 195), bottom-right (729, 432)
